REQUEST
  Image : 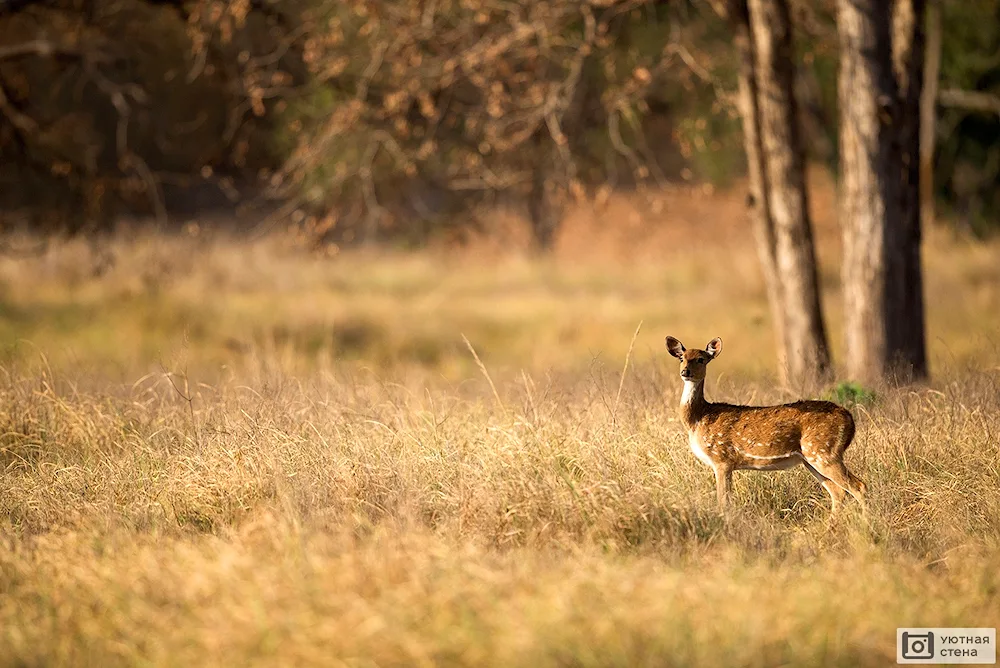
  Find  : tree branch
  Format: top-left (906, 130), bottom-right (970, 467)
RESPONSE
top-left (938, 88), bottom-right (1000, 118)
top-left (0, 39), bottom-right (79, 61)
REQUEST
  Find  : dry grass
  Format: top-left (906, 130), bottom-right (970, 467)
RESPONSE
top-left (1, 183), bottom-right (1000, 666)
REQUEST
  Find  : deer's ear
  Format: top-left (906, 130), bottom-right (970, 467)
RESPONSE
top-left (665, 336), bottom-right (686, 359)
top-left (705, 337), bottom-right (723, 359)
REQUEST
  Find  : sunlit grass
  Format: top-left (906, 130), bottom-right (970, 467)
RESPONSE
top-left (2, 217), bottom-right (998, 384)
top-left (1, 358), bottom-right (999, 666)
top-left (1, 190), bottom-right (999, 665)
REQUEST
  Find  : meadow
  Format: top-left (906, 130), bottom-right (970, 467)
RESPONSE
top-left (1, 180), bottom-right (999, 666)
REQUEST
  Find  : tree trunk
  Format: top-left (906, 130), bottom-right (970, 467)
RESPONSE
top-left (728, 0), bottom-right (790, 384)
top-left (527, 161), bottom-right (560, 253)
top-left (717, 0), bottom-right (831, 387)
top-left (920, 0), bottom-right (940, 228)
top-left (527, 132), bottom-right (562, 253)
top-left (748, 0), bottom-right (831, 385)
top-left (837, 0), bottom-right (928, 384)
top-left (837, 0), bottom-right (897, 383)
top-left (891, 0), bottom-right (929, 379)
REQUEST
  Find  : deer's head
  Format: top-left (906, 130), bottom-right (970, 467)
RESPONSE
top-left (665, 336), bottom-right (722, 381)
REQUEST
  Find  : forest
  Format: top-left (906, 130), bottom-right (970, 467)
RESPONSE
top-left (3, 0), bottom-right (1000, 241)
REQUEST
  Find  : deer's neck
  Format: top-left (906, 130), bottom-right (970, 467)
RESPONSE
top-left (680, 379), bottom-right (708, 429)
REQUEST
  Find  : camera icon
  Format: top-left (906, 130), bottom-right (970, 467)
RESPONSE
top-left (901, 631), bottom-right (935, 659)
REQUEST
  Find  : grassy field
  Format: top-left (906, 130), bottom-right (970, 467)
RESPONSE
top-left (1, 183), bottom-right (1000, 666)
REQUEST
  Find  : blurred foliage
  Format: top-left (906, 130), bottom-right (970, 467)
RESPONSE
top-left (935, 0), bottom-right (1000, 236)
top-left (1, 0), bottom-right (999, 241)
top-left (267, 0), bottom-right (722, 245)
top-left (823, 381), bottom-right (877, 409)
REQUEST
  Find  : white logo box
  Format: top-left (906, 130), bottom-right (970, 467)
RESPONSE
top-left (897, 628), bottom-right (996, 664)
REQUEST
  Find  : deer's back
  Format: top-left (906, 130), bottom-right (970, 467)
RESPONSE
top-left (696, 400), bottom-right (854, 458)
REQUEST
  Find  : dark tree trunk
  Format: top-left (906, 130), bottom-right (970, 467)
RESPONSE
top-left (891, 0), bottom-right (929, 379)
top-left (837, 0), bottom-right (928, 383)
top-left (527, 162), bottom-right (560, 252)
top-left (527, 133), bottom-right (565, 253)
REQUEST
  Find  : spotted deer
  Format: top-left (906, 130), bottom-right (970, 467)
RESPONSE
top-left (665, 336), bottom-right (866, 515)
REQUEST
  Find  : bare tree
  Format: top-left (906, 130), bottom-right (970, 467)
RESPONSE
top-left (837, 0), bottom-right (927, 383)
top-left (240, 0), bottom-right (666, 249)
top-left (714, 0), bottom-right (831, 387)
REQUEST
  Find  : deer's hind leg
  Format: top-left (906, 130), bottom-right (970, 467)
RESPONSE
top-left (802, 452), bottom-right (866, 512)
top-left (803, 460), bottom-right (847, 515)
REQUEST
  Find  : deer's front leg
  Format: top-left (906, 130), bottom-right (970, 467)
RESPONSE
top-left (714, 465), bottom-right (733, 510)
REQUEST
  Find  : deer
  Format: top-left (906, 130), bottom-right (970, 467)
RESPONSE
top-left (664, 335), bottom-right (867, 516)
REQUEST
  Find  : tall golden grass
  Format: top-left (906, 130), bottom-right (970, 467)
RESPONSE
top-left (1, 184), bottom-right (999, 666)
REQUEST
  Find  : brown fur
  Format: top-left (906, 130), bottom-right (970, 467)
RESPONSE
top-left (665, 335), bottom-right (867, 515)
